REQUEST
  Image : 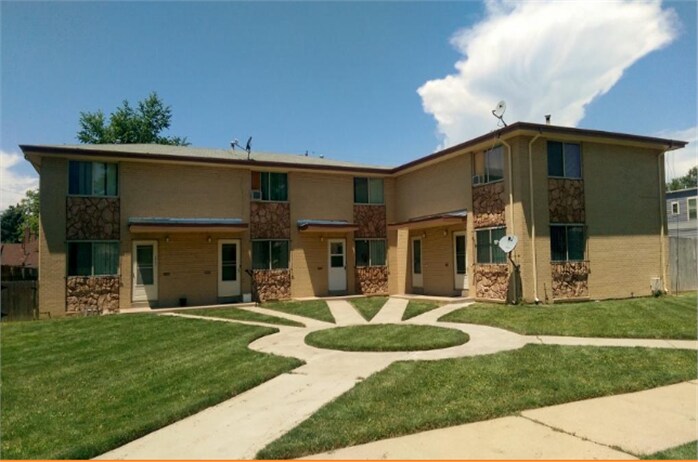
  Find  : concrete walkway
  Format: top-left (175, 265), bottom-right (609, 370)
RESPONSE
top-left (101, 298), bottom-right (698, 460)
top-left (304, 381), bottom-right (698, 460)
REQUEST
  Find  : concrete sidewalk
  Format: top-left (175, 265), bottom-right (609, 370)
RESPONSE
top-left (304, 381), bottom-right (698, 460)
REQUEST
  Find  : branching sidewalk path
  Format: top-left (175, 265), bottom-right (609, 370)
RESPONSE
top-left (99, 298), bottom-right (698, 460)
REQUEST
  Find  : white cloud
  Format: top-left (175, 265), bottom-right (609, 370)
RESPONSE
top-left (658, 126), bottom-right (697, 181)
top-left (418, 0), bottom-right (678, 147)
top-left (1, 151), bottom-right (39, 211)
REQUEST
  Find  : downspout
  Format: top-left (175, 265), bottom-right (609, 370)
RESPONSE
top-left (658, 150), bottom-right (668, 292)
top-left (528, 133), bottom-right (542, 303)
top-left (498, 137), bottom-right (515, 230)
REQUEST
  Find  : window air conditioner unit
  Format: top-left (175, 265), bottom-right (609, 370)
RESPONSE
top-left (472, 175), bottom-right (483, 185)
top-left (251, 190), bottom-right (262, 200)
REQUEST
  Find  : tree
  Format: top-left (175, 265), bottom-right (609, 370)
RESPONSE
top-left (667, 166), bottom-right (698, 191)
top-left (1, 189), bottom-right (39, 243)
top-left (77, 92), bottom-right (189, 145)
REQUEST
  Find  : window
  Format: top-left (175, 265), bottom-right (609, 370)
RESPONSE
top-left (355, 239), bottom-right (386, 266)
top-left (68, 161), bottom-right (118, 196)
top-left (252, 240), bottom-right (289, 269)
top-left (475, 227), bottom-right (507, 264)
top-left (251, 172), bottom-right (288, 201)
top-left (354, 177), bottom-right (384, 204)
top-left (550, 225), bottom-right (585, 262)
top-left (67, 242), bottom-right (119, 276)
top-left (688, 198), bottom-right (697, 220)
top-left (547, 141), bottom-right (581, 178)
top-left (671, 201), bottom-right (680, 215)
top-left (473, 146), bottom-right (504, 184)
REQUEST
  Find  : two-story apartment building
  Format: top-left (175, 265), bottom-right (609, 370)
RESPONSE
top-left (21, 122), bottom-right (687, 316)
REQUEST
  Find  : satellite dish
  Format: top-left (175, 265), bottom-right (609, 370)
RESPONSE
top-left (498, 234), bottom-right (518, 254)
top-left (493, 100), bottom-right (506, 117)
top-left (492, 100), bottom-right (508, 127)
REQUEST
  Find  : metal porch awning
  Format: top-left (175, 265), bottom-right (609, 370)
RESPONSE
top-left (387, 209), bottom-right (468, 231)
top-left (297, 219), bottom-right (359, 233)
top-left (128, 217), bottom-right (249, 233)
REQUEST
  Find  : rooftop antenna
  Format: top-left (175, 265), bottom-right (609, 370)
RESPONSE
top-left (491, 100), bottom-right (508, 127)
top-left (230, 136), bottom-right (253, 160)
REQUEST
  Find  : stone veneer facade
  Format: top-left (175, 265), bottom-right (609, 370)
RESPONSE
top-left (66, 196), bottom-right (120, 240)
top-left (354, 205), bottom-right (386, 238)
top-left (474, 264), bottom-right (508, 300)
top-left (250, 202), bottom-right (291, 239)
top-left (548, 179), bottom-right (585, 223)
top-left (355, 266), bottom-right (389, 295)
top-left (472, 181), bottom-right (506, 229)
top-left (66, 276), bottom-right (120, 314)
top-left (252, 269), bottom-right (291, 302)
top-left (551, 261), bottom-right (590, 299)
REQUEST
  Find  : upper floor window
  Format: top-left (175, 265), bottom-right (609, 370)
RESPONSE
top-left (355, 239), bottom-right (386, 266)
top-left (475, 227), bottom-right (507, 264)
top-left (670, 201), bottom-right (680, 215)
top-left (251, 172), bottom-right (288, 201)
top-left (68, 161), bottom-right (118, 196)
top-left (688, 197), bottom-right (697, 220)
top-left (548, 141), bottom-right (581, 179)
top-left (473, 146), bottom-right (504, 185)
top-left (67, 241), bottom-right (119, 276)
top-left (354, 177), bottom-right (384, 204)
top-left (550, 225), bottom-right (585, 262)
top-left (252, 240), bottom-right (289, 269)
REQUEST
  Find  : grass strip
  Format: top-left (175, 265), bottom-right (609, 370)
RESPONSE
top-left (349, 296), bottom-right (388, 321)
top-left (402, 300), bottom-right (443, 320)
top-left (1, 314), bottom-right (302, 459)
top-left (193, 307), bottom-right (304, 327)
top-left (642, 441), bottom-right (698, 459)
top-left (440, 293), bottom-right (697, 339)
top-left (262, 300), bottom-right (335, 323)
top-left (305, 324), bottom-right (468, 352)
top-left (258, 345), bottom-right (697, 459)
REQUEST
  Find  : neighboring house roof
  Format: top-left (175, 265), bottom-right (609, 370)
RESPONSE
top-left (20, 122), bottom-right (688, 176)
top-left (666, 187), bottom-right (698, 200)
top-left (1, 238), bottom-right (38, 268)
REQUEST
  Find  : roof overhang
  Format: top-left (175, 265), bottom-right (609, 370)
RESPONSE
top-left (388, 210), bottom-right (468, 230)
top-left (128, 217), bottom-right (248, 234)
top-left (297, 219), bottom-right (359, 233)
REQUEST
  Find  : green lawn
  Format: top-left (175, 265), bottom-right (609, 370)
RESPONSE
top-left (439, 293), bottom-right (697, 339)
top-left (1, 314), bottom-right (302, 459)
top-left (258, 345), bottom-right (697, 459)
top-left (305, 324), bottom-right (468, 352)
top-left (402, 300), bottom-right (443, 320)
top-left (644, 441), bottom-right (698, 459)
top-left (193, 307), bottom-right (304, 327)
top-left (349, 296), bottom-right (388, 321)
top-left (262, 300), bottom-right (335, 323)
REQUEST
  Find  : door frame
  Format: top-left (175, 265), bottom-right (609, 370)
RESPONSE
top-left (132, 240), bottom-right (158, 303)
top-left (218, 239), bottom-right (241, 298)
top-left (411, 236), bottom-right (423, 289)
top-left (453, 231), bottom-right (468, 290)
top-left (327, 238), bottom-right (347, 292)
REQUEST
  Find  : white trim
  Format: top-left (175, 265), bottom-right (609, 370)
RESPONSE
top-left (328, 238), bottom-right (347, 292)
top-left (132, 240), bottom-right (158, 303)
top-left (687, 197), bottom-right (697, 220)
top-left (670, 200), bottom-right (680, 215)
top-left (218, 239), bottom-right (241, 298)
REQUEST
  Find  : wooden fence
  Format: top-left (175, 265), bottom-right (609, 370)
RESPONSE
top-left (669, 236), bottom-right (697, 293)
top-left (1, 280), bottom-right (39, 321)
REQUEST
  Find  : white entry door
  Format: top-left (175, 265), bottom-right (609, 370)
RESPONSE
top-left (412, 237), bottom-right (423, 288)
top-left (453, 232), bottom-right (468, 290)
top-left (218, 239), bottom-right (241, 298)
top-left (132, 241), bottom-right (158, 303)
top-left (328, 239), bottom-right (347, 292)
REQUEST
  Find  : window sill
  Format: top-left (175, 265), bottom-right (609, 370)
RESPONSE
top-left (353, 202), bottom-right (385, 206)
top-left (251, 199), bottom-right (289, 204)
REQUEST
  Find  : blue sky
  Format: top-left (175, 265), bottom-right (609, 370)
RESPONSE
top-left (1, 1), bottom-right (696, 209)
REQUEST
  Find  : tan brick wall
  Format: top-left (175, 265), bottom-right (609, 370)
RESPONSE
top-left (394, 154), bottom-right (471, 222)
top-left (406, 224), bottom-right (468, 296)
top-left (288, 171), bottom-right (358, 297)
top-left (120, 162), bottom-right (250, 307)
top-left (583, 142), bottom-right (664, 299)
top-left (38, 157), bottom-right (68, 317)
